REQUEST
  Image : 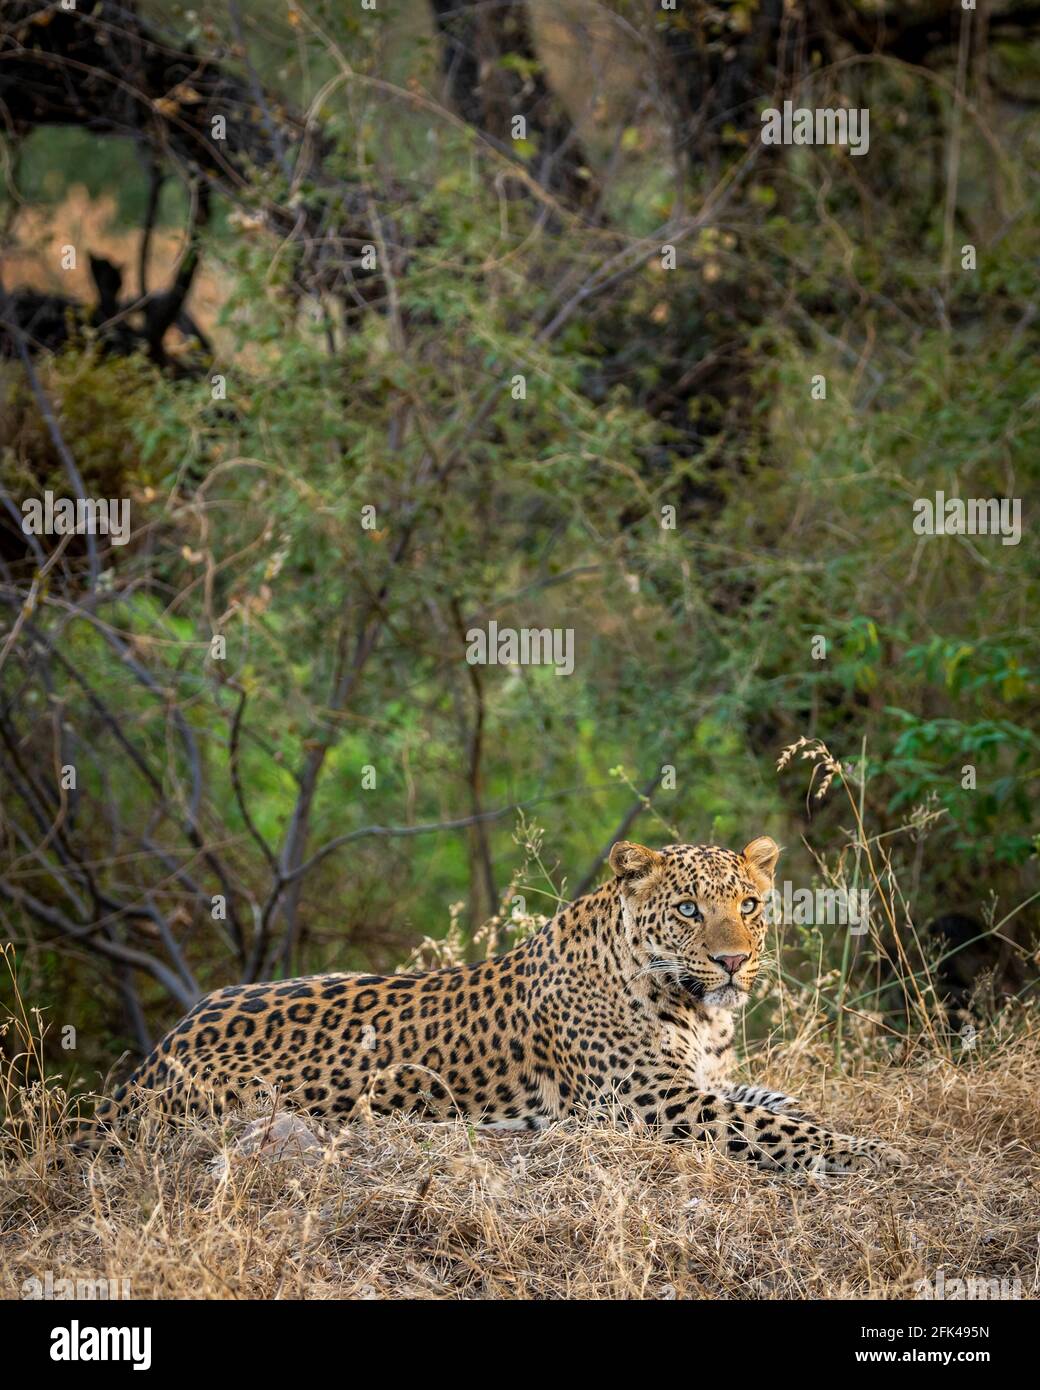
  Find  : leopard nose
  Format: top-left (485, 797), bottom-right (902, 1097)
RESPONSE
top-left (712, 953), bottom-right (749, 976)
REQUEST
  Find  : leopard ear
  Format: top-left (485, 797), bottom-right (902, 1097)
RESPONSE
top-left (742, 836), bottom-right (780, 883)
top-left (609, 841), bottom-right (664, 887)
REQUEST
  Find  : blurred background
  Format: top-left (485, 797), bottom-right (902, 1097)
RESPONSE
top-left (0, 0), bottom-right (1037, 1085)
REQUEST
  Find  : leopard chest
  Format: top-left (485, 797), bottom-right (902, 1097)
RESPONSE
top-left (655, 1004), bottom-right (735, 1089)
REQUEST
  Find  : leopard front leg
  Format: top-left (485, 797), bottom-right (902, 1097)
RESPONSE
top-left (633, 1086), bottom-right (903, 1173)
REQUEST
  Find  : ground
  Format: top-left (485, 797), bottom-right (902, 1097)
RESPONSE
top-left (2, 1033), bottom-right (1037, 1300)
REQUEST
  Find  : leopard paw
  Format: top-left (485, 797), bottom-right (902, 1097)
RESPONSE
top-left (812, 1135), bottom-right (908, 1175)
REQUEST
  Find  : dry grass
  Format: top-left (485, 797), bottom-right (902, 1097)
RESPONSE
top-left (2, 1028), bottom-right (1039, 1301)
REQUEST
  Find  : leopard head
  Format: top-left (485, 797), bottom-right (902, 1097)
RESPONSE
top-left (609, 837), bottom-right (780, 1008)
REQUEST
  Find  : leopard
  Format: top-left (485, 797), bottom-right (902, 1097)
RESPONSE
top-left (83, 836), bottom-right (902, 1173)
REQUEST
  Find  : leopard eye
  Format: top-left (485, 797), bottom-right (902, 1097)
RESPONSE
top-left (676, 901), bottom-right (702, 921)
top-left (740, 897), bottom-right (759, 916)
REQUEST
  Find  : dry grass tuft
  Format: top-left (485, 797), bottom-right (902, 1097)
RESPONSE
top-left (2, 1031), bottom-right (1039, 1300)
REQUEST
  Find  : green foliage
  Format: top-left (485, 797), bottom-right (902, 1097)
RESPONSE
top-left (1, 350), bottom-right (169, 497)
